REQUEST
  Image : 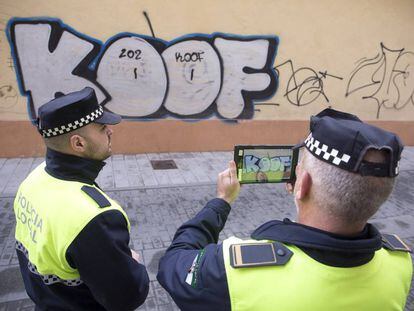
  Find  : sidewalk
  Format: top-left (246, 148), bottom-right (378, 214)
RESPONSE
top-left (0, 149), bottom-right (413, 310)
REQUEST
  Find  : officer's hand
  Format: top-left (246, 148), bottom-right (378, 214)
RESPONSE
top-left (131, 249), bottom-right (141, 263)
top-left (217, 161), bottom-right (240, 204)
top-left (286, 182), bottom-right (294, 195)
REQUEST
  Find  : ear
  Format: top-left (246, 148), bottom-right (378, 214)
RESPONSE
top-left (69, 134), bottom-right (87, 153)
top-left (295, 170), bottom-right (312, 201)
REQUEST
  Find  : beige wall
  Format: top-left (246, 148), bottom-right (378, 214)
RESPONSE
top-left (0, 0), bottom-right (413, 156)
top-left (2, 120), bottom-right (413, 158)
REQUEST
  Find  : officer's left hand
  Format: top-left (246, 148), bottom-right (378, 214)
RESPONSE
top-left (217, 161), bottom-right (240, 204)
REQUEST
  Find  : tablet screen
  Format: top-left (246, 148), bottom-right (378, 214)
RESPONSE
top-left (234, 145), bottom-right (298, 184)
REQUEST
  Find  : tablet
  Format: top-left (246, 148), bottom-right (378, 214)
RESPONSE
top-left (234, 145), bottom-right (299, 184)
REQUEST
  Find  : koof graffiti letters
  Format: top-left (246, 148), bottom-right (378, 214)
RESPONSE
top-left (243, 155), bottom-right (290, 173)
top-left (7, 18), bottom-right (279, 121)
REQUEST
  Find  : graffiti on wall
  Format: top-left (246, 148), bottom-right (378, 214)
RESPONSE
top-left (7, 18), bottom-right (279, 121)
top-left (0, 7), bottom-right (21, 114)
top-left (346, 43), bottom-right (414, 119)
top-left (0, 85), bottom-right (18, 111)
top-left (274, 60), bottom-right (343, 107)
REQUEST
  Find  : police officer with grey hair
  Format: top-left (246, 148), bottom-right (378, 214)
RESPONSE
top-left (157, 108), bottom-right (412, 310)
top-left (14, 87), bottom-right (149, 310)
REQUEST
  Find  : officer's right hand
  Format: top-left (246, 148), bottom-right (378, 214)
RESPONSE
top-left (217, 161), bottom-right (240, 204)
top-left (131, 249), bottom-right (141, 263)
top-left (286, 182), bottom-right (294, 195)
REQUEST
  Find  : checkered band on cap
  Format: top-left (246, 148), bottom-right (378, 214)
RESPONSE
top-left (41, 106), bottom-right (104, 138)
top-left (304, 133), bottom-right (351, 167)
top-left (16, 240), bottom-right (83, 287)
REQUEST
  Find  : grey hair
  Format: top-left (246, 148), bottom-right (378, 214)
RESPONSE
top-left (302, 149), bottom-right (395, 224)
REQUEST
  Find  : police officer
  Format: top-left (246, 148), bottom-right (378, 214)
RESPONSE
top-left (157, 108), bottom-right (413, 311)
top-left (14, 87), bottom-right (149, 310)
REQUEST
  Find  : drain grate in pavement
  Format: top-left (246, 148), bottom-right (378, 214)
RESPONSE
top-left (150, 160), bottom-right (178, 170)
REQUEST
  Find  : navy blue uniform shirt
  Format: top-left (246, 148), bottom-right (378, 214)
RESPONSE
top-left (16, 148), bottom-right (149, 311)
top-left (157, 198), bottom-right (382, 311)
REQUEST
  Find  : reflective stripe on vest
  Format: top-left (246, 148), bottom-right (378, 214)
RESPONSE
top-left (223, 236), bottom-right (412, 311)
top-left (14, 162), bottom-right (130, 282)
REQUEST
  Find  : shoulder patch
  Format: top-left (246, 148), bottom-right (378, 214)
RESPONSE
top-left (185, 249), bottom-right (206, 288)
top-left (81, 186), bottom-right (111, 208)
top-left (382, 233), bottom-right (412, 253)
top-left (229, 242), bottom-right (293, 268)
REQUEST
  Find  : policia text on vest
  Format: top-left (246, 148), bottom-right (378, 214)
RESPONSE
top-left (15, 192), bottom-right (43, 244)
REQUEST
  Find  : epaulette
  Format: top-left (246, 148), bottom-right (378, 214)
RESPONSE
top-left (230, 242), bottom-right (293, 268)
top-left (382, 233), bottom-right (411, 253)
top-left (81, 186), bottom-right (111, 208)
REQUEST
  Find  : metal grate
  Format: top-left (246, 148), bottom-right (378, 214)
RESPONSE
top-left (150, 160), bottom-right (178, 170)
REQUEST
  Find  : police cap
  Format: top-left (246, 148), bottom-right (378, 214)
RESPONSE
top-left (37, 87), bottom-right (121, 138)
top-left (296, 108), bottom-right (403, 177)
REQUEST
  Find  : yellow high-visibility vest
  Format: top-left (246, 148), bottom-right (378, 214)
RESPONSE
top-left (223, 236), bottom-right (412, 311)
top-left (14, 162), bottom-right (130, 282)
